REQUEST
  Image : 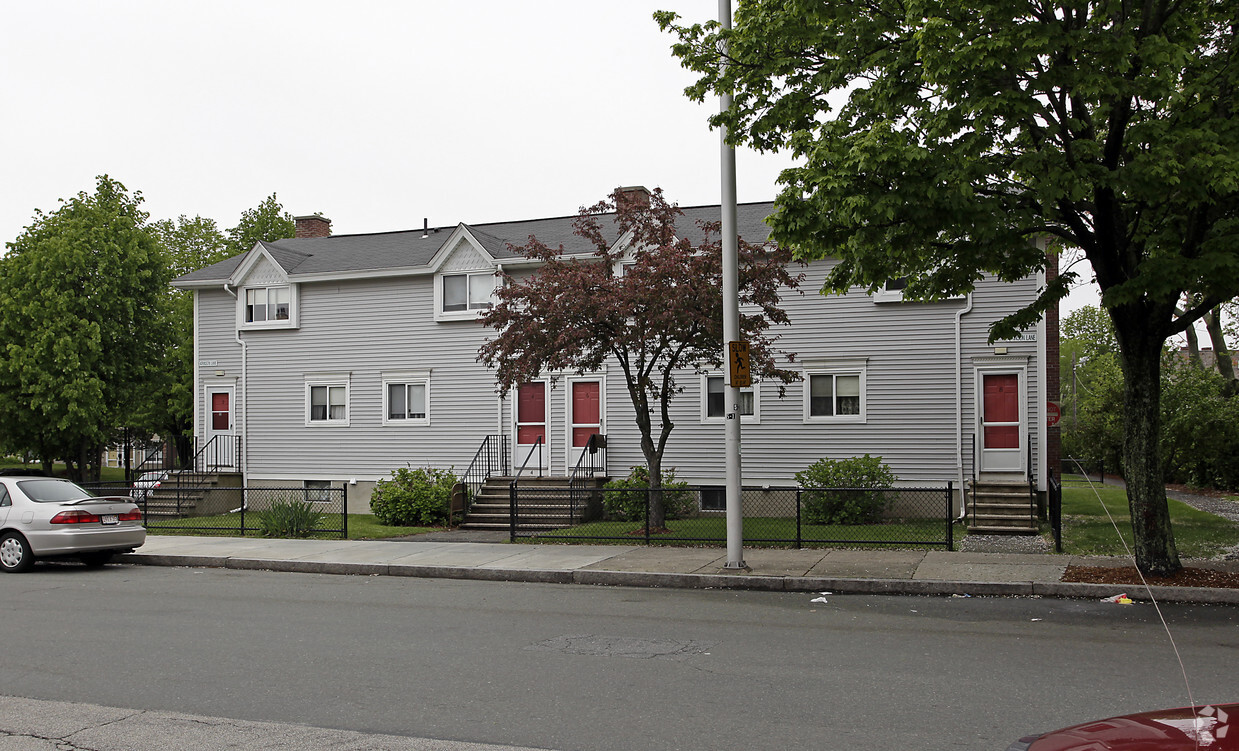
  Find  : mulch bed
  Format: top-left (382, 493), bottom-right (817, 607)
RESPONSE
top-left (1063, 565), bottom-right (1239, 589)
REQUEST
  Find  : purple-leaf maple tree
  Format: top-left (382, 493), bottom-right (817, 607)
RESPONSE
top-left (478, 188), bottom-right (802, 529)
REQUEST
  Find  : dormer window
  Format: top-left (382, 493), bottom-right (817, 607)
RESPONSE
top-left (442, 272), bottom-right (494, 312)
top-left (246, 286), bottom-right (290, 322)
top-left (436, 271), bottom-right (496, 321)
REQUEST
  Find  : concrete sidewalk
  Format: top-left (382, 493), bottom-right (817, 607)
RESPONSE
top-left (120, 535), bottom-right (1239, 605)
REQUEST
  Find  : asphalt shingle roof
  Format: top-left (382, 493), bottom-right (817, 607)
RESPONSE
top-left (172, 201), bottom-right (775, 286)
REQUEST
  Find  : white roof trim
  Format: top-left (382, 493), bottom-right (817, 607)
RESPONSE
top-left (426, 225), bottom-right (497, 273)
top-left (227, 243), bottom-right (291, 287)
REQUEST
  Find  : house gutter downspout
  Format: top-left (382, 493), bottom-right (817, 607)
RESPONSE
top-left (223, 284), bottom-right (247, 491)
top-left (954, 292), bottom-right (974, 522)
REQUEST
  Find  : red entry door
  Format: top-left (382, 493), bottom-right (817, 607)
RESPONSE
top-left (516, 382), bottom-right (547, 469)
top-left (570, 381), bottom-right (601, 469)
top-left (980, 373), bottom-right (1022, 471)
top-left (205, 387), bottom-right (237, 470)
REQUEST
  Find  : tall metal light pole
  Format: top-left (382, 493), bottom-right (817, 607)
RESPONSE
top-left (719, 0), bottom-right (747, 570)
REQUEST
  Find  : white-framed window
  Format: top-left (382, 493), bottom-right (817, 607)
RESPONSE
top-left (383, 371), bottom-right (431, 426)
top-left (803, 365), bottom-right (866, 423)
top-left (303, 480), bottom-right (332, 503)
top-left (872, 278), bottom-right (909, 303)
top-left (872, 276), bottom-right (965, 303)
top-left (437, 271), bottom-right (495, 320)
top-left (244, 285), bottom-right (293, 325)
top-left (305, 374), bottom-right (350, 426)
top-left (700, 375), bottom-right (758, 423)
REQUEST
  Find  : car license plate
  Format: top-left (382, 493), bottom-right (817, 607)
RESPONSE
top-left (101, 514), bottom-right (119, 525)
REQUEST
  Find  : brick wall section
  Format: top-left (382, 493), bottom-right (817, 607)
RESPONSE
top-left (295, 215), bottom-right (332, 239)
top-left (1046, 244), bottom-right (1061, 481)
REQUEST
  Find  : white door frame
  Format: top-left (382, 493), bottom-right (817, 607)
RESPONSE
top-left (203, 383), bottom-right (237, 471)
top-left (512, 379), bottom-right (550, 472)
top-left (564, 375), bottom-right (604, 474)
top-left (974, 366), bottom-right (1027, 474)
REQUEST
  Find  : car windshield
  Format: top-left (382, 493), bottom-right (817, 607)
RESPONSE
top-left (17, 479), bottom-right (93, 503)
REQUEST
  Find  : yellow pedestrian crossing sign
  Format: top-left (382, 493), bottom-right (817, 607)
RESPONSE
top-left (729, 341), bottom-right (751, 387)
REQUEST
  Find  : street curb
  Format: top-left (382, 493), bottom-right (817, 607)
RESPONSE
top-left (117, 553), bottom-right (1239, 604)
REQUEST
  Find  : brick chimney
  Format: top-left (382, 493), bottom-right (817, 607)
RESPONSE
top-left (294, 214), bottom-right (332, 238)
top-left (614, 186), bottom-right (651, 210)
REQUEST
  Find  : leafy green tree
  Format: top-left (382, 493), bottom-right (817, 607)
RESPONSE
top-left (225, 193), bottom-right (295, 257)
top-left (1160, 355), bottom-right (1239, 490)
top-left (658, 0), bottom-right (1239, 574)
top-left (145, 215), bottom-right (231, 465)
top-left (0, 176), bottom-right (171, 480)
top-left (1060, 307), bottom-right (1124, 474)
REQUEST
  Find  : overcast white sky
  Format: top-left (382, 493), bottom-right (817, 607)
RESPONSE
top-left (2, 1), bottom-right (1105, 314)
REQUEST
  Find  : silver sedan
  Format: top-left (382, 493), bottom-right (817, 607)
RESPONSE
top-left (0, 476), bottom-right (146, 572)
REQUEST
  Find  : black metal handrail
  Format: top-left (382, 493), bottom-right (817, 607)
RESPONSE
top-left (514, 435), bottom-right (544, 479)
top-left (1027, 430), bottom-right (1037, 525)
top-left (127, 438), bottom-right (180, 484)
top-left (568, 434), bottom-right (607, 524)
top-left (460, 434), bottom-right (509, 510)
top-left (508, 436), bottom-right (545, 540)
top-left (159, 435), bottom-right (241, 518)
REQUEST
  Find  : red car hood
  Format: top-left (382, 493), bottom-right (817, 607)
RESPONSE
top-left (1014, 703), bottom-right (1237, 750)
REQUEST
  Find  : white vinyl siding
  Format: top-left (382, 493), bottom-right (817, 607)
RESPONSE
top-left (192, 256), bottom-right (1044, 499)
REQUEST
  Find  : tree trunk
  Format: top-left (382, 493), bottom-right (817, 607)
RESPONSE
top-left (1113, 312), bottom-right (1182, 576)
top-left (1182, 320), bottom-right (1203, 368)
top-left (1205, 308), bottom-right (1236, 385)
top-left (643, 446), bottom-right (667, 530)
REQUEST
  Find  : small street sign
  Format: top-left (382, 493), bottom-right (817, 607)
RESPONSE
top-left (1047, 401), bottom-right (1062, 427)
top-left (729, 341), bottom-right (751, 387)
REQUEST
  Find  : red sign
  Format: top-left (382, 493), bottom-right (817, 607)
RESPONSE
top-left (1047, 401), bottom-right (1062, 427)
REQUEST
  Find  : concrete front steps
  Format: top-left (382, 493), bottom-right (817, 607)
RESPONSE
top-left (461, 476), bottom-right (601, 532)
top-left (139, 472), bottom-right (241, 519)
top-left (967, 478), bottom-right (1038, 535)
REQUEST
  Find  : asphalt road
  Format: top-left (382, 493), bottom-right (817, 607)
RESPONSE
top-left (1, 563), bottom-right (1235, 751)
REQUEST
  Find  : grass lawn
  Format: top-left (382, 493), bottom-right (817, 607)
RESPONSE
top-left (146, 512), bottom-right (435, 540)
top-left (1059, 477), bottom-right (1239, 558)
top-left (0, 458), bottom-right (127, 484)
top-left (530, 515), bottom-right (953, 548)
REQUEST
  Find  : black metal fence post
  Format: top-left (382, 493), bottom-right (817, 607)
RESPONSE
top-left (509, 480), bottom-right (518, 542)
top-left (342, 484), bottom-right (348, 540)
top-left (644, 488), bottom-right (651, 545)
top-left (795, 487), bottom-right (802, 549)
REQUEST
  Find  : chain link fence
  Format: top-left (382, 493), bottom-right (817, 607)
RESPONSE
top-left (508, 484), bottom-right (954, 549)
top-left (79, 483), bottom-right (348, 539)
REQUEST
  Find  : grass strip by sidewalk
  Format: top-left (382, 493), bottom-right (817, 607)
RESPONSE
top-left (145, 513), bottom-right (434, 540)
top-left (1060, 477), bottom-right (1239, 558)
top-left (530, 516), bottom-right (951, 548)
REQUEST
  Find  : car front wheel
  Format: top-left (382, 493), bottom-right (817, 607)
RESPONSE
top-left (0, 532), bottom-right (35, 573)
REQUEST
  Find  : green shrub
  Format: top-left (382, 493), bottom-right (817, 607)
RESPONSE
top-left (256, 499), bottom-right (324, 538)
top-left (796, 454), bottom-right (896, 525)
top-left (602, 465), bottom-right (696, 521)
top-left (370, 466), bottom-right (458, 526)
